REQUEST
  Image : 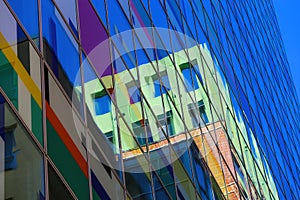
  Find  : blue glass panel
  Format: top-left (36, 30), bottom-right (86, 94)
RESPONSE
top-left (180, 0), bottom-right (197, 39)
top-left (154, 75), bottom-right (171, 97)
top-left (7, 0), bottom-right (39, 45)
top-left (41, 0), bottom-right (80, 88)
top-left (125, 164), bottom-right (152, 199)
top-left (150, 0), bottom-right (168, 28)
top-left (190, 143), bottom-right (213, 200)
top-left (94, 95), bottom-right (111, 115)
top-left (107, 0), bottom-right (135, 71)
top-left (152, 172), bottom-right (170, 199)
top-left (130, 0), bottom-right (151, 28)
top-left (157, 165), bottom-right (176, 199)
top-left (182, 68), bottom-right (199, 92)
top-left (90, 0), bottom-right (107, 27)
top-left (55, 0), bottom-right (78, 36)
top-left (165, 0), bottom-right (183, 32)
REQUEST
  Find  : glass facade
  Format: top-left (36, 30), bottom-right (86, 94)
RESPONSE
top-left (0, 0), bottom-right (299, 199)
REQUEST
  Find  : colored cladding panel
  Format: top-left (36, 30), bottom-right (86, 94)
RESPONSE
top-left (78, 0), bottom-right (111, 77)
top-left (78, 0), bottom-right (108, 54)
top-left (0, 33), bottom-right (42, 108)
top-left (92, 188), bottom-right (102, 200)
top-left (0, 93), bottom-right (4, 139)
top-left (46, 119), bottom-right (89, 200)
top-left (0, 50), bottom-right (18, 109)
top-left (46, 102), bottom-right (88, 177)
top-left (91, 170), bottom-right (111, 200)
top-left (31, 96), bottom-right (43, 145)
top-left (0, 35), bottom-right (44, 145)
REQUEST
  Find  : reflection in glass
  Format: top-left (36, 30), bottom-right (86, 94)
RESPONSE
top-left (48, 165), bottom-right (73, 200)
top-left (41, 0), bottom-right (82, 115)
top-left (0, 94), bottom-right (44, 200)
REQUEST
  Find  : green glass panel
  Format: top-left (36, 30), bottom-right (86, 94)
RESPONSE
top-left (0, 51), bottom-right (18, 109)
top-left (31, 96), bottom-right (43, 145)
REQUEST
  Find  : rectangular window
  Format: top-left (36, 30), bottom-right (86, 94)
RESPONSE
top-left (0, 97), bottom-right (45, 199)
top-left (152, 72), bottom-right (171, 97)
top-left (92, 91), bottom-right (111, 115)
top-left (157, 112), bottom-right (174, 139)
top-left (188, 100), bottom-right (209, 128)
top-left (105, 131), bottom-right (114, 143)
top-left (181, 62), bottom-right (203, 92)
top-left (233, 156), bottom-right (246, 189)
top-left (127, 83), bottom-right (141, 104)
top-left (132, 120), bottom-right (153, 146)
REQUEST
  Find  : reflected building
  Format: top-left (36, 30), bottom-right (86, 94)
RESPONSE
top-left (0, 0), bottom-right (299, 200)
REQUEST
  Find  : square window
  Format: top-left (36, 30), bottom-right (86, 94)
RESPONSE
top-left (132, 120), bottom-right (153, 146)
top-left (180, 62), bottom-right (203, 92)
top-left (93, 91), bottom-right (111, 115)
top-left (157, 112), bottom-right (174, 139)
top-left (188, 100), bottom-right (209, 128)
top-left (127, 83), bottom-right (141, 104)
top-left (105, 131), bottom-right (114, 143)
top-left (152, 73), bottom-right (171, 97)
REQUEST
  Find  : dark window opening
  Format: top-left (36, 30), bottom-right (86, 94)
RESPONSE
top-left (132, 120), bottom-right (153, 146)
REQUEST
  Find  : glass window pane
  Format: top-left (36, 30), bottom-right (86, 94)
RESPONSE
top-left (0, 93), bottom-right (44, 200)
top-left (41, 0), bottom-right (82, 110)
top-left (54, 0), bottom-right (78, 36)
top-left (6, 0), bottom-right (39, 46)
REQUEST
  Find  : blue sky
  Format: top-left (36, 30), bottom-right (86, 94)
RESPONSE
top-left (274, 0), bottom-right (300, 101)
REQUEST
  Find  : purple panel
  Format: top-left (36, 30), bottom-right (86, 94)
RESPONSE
top-left (78, 0), bottom-right (112, 77)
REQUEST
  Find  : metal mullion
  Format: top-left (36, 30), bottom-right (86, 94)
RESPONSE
top-left (36, 0), bottom-right (50, 198)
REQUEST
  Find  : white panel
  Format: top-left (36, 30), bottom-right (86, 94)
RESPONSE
top-left (29, 44), bottom-right (41, 90)
top-left (18, 77), bottom-right (31, 130)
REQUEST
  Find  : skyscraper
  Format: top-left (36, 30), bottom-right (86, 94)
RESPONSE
top-left (0, 0), bottom-right (299, 199)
